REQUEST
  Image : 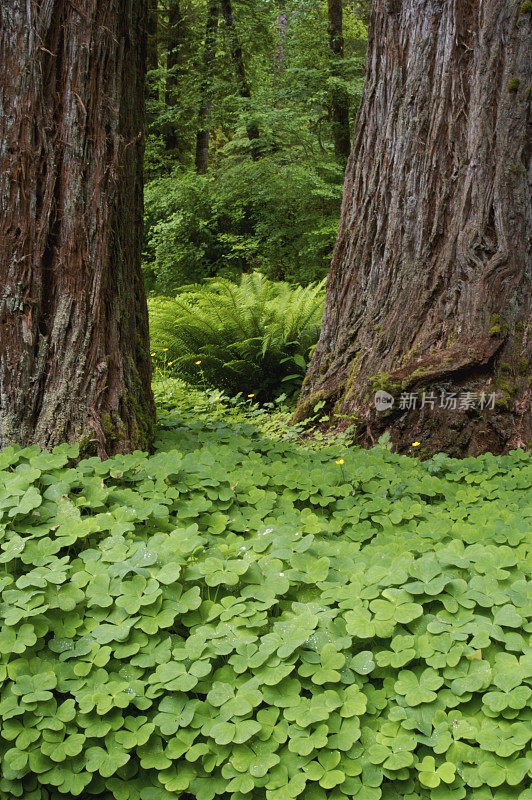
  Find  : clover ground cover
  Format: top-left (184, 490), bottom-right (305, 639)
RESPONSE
top-left (0, 407), bottom-right (530, 800)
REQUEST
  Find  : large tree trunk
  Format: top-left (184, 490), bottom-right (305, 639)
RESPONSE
top-left (195, 0), bottom-right (219, 174)
top-left (220, 0), bottom-right (260, 158)
top-left (0, 0), bottom-right (155, 457)
top-left (296, 0), bottom-right (531, 456)
top-left (327, 0), bottom-right (351, 164)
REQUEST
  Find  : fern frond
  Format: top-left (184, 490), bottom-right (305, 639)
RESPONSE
top-left (148, 273), bottom-right (325, 398)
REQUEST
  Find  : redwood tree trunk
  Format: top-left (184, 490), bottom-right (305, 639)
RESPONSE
top-left (296, 0), bottom-right (531, 456)
top-left (195, 0), bottom-right (219, 174)
top-left (327, 0), bottom-right (351, 164)
top-left (0, 0), bottom-right (155, 457)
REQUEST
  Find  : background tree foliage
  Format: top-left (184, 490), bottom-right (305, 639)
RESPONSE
top-left (143, 0), bottom-right (368, 292)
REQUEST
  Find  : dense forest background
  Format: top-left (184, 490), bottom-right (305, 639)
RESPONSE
top-left (143, 0), bottom-right (369, 292)
top-left (1, 0), bottom-right (528, 457)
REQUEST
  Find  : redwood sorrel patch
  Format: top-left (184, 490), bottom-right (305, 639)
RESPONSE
top-left (0, 416), bottom-right (530, 799)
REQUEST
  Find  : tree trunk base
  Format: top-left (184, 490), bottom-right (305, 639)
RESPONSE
top-left (294, 333), bottom-right (531, 457)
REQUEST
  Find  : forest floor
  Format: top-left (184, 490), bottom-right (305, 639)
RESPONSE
top-left (0, 378), bottom-right (530, 799)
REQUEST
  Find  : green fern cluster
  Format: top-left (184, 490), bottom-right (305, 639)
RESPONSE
top-left (148, 273), bottom-right (325, 398)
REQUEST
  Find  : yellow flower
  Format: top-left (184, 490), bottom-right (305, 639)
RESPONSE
top-left (248, 393), bottom-right (255, 398)
top-left (214, 397), bottom-right (221, 402)
top-left (150, 352), bottom-right (155, 356)
top-left (167, 361), bottom-right (173, 366)
top-left (412, 441), bottom-right (421, 447)
top-left (335, 459), bottom-right (345, 465)
top-left (195, 360), bottom-right (202, 365)
top-left (163, 348), bottom-right (169, 352)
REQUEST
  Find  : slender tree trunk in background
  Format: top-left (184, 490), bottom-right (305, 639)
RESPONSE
top-left (273, 2), bottom-right (288, 108)
top-left (275, 2), bottom-right (288, 72)
top-left (220, 0), bottom-right (260, 158)
top-left (296, 0), bottom-right (531, 456)
top-left (327, 0), bottom-right (351, 164)
top-left (0, 0), bottom-right (155, 457)
top-left (147, 0), bottom-right (158, 73)
top-left (166, 0), bottom-right (182, 102)
top-left (165, 0), bottom-right (183, 152)
top-left (195, 0), bottom-right (219, 174)
top-left (353, 0), bottom-right (372, 27)
top-left (145, 0), bottom-right (159, 135)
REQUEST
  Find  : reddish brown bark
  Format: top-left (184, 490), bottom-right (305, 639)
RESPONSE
top-left (0, 0), bottom-right (155, 457)
top-left (296, 0), bottom-right (531, 456)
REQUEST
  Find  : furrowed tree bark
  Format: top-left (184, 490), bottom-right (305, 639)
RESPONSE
top-left (0, 0), bottom-right (156, 457)
top-left (327, 0), bottom-right (351, 164)
top-left (220, 0), bottom-right (260, 159)
top-left (296, 0), bottom-right (531, 456)
top-left (195, 0), bottom-right (219, 174)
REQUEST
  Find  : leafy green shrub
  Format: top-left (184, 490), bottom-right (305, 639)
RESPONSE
top-left (143, 173), bottom-right (246, 292)
top-left (142, 161), bottom-right (342, 293)
top-left (0, 423), bottom-right (530, 800)
top-left (141, 0), bottom-right (368, 296)
top-left (148, 272), bottom-right (325, 398)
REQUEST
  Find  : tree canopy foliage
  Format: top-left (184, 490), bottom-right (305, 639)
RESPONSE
top-left (143, 0), bottom-right (368, 292)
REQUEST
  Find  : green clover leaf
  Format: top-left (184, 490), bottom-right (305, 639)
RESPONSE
top-left (394, 668), bottom-right (444, 705)
top-left (84, 745), bottom-right (130, 777)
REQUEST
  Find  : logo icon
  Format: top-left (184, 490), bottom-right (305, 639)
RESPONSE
top-left (374, 390), bottom-right (394, 412)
